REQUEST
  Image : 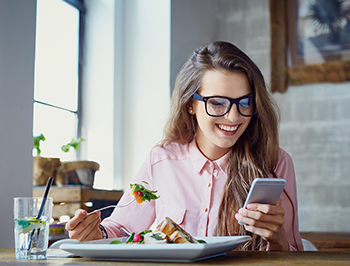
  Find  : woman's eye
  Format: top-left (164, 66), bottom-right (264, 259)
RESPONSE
top-left (239, 98), bottom-right (251, 107)
top-left (209, 98), bottom-right (227, 107)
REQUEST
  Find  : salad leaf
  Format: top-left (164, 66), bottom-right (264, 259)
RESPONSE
top-left (126, 230), bottom-right (152, 244)
top-left (109, 240), bottom-right (123, 244)
top-left (130, 181), bottom-right (160, 203)
top-left (126, 232), bottom-right (135, 243)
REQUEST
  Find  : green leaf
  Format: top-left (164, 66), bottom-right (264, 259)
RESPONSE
top-left (61, 137), bottom-right (85, 153)
top-left (33, 133), bottom-right (46, 155)
top-left (149, 194), bottom-right (159, 200)
top-left (109, 240), bottom-right (123, 244)
top-left (61, 144), bottom-right (70, 153)
top-left (130, 181), bottom-right (159, 204)
top-left (126, 232), bottom-right (135, 243)
top-left (140, 230), bottom-right (152, 236)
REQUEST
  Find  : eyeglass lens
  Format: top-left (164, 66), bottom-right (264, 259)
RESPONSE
top-left (206, 97), bottom-right (254, 117)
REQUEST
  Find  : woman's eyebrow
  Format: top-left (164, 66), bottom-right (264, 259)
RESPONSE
top-left (205, 93), bottom-right (253, 99)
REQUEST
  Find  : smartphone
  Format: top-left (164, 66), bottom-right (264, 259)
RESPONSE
top-left (238, 178), bottom-right (286, 225)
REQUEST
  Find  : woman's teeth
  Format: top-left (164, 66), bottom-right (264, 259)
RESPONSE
top-left (218, 125), bottom-right (238, 132)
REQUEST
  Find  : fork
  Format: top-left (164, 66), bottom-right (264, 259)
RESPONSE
top-left (57, 197), bottom-right (138, 224)
top-left (87, 197), bottom-right (137, 215)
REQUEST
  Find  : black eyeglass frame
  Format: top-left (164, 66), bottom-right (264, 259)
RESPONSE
top-left (192, 92), bottom-right (257, 117)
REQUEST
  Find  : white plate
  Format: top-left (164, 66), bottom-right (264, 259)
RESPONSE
top-left (60, 235), bottom-right (251, 262)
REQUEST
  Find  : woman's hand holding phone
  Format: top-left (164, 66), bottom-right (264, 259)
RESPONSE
top-left (234, 178), bottom-right (290, 250)
top-left (235, 199), bottom-right (289, 250)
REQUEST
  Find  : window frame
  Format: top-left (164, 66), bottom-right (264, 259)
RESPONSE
top-left (64, 0), bottom-right (86, 151)
top-left (34, 0), bottom-right (86, 159)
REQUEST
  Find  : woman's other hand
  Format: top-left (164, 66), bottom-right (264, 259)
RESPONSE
top-left (235, 199), bottom-right (289, 250)
top-left (65, 209), bottom-right (103, 242)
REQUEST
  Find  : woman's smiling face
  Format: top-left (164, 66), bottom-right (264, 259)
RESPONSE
top-left (191, 70), bottom-right (253, 160)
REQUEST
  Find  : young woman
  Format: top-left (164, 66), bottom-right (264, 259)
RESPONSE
top-left (66, 41), bottom-right (303, 251)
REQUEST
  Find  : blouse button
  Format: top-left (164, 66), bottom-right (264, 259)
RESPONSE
top-left (207, 183), bottom-right (211, 187)
top-left (204, 208), bottom-right (208, 212)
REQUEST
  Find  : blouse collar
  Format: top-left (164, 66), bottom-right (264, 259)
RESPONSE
top-left (189, 140), bottom-right (231, 175)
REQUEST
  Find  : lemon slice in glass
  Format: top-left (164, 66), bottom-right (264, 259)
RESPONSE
top-left (15, 217), bottom-right (45, 234)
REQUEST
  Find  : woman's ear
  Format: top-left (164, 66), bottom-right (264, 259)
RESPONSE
top-left (187, 104), bottom-right (194, 115)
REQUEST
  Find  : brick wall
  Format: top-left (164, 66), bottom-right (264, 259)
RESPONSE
top-left (274, 83), bottom-right (350, 231)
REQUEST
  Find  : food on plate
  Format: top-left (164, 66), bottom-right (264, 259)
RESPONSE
top-left (110, 217), bottom-right (205, 245)
top-left (125, 230), bottom-right (152, 244)
top-left (156, 217), bottom-right (199, 243)
top-left (109, 240), bottom-right (123, 244)
top-left (143, 231), bottom-right (169, 244)
top-left (130, 181), bottom-right (159, 204)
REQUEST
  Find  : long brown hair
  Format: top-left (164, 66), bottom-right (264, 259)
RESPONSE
top-left (160, 41), bottom-right (280, 250)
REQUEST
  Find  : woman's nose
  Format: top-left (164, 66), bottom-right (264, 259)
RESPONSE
top-left (224, 104), bottom-right (241, 121)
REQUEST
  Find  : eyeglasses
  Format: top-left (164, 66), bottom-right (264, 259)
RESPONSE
top-left (192, 92), bottom-right (256, 117)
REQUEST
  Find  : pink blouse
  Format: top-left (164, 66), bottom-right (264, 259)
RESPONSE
top-left (102, 140), bottom-right (303, 251)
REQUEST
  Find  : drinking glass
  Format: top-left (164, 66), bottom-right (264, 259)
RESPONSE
top-left (14, 197), bottom-right (53, 260)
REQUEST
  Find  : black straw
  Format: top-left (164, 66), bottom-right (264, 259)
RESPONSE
top-left (36, 177), bottom-right (53, 219)
top-left (27, 177), bottom-right (54, 250)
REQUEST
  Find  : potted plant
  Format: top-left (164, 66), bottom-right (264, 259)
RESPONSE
top-left (32, 134), bottom-right (62, 186)
top-left (55, 138), bottom-right (99, 187)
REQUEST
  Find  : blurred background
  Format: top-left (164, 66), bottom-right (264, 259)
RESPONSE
top-left (1, 0), bottom-right (349, 248)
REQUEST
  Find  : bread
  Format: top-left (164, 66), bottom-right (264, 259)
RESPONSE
top-left (156, 217), bottom-right (198, 244)
top-left (156, 217), bottom-right (177, 235)
top-left (169, 230), bottom-right (199, 243)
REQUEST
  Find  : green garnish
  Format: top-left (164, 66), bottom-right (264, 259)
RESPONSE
top-left (126, 232), bottom-right (135, 243)
top-left (126, 230), bottom-right (152, 244)
top-left (109, 240), bottom-right (123, 244)
top-left (130, 181), bottom-right (160, 203)
top-left (151, 232), bottom-right (165, 241)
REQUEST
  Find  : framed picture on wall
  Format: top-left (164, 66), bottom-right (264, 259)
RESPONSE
top-left (270, 0), bottom-right (350, 93)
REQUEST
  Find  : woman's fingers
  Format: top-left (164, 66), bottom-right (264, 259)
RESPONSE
top-left (236, 204), bottom-right (284, 226)
top-left (234, 199), bottom-right (289, 250)
top-left (244, 225), bottom-right (276, 239)
top-left (234, 200), bottom-right (284, 234)
top-left (236, 213), bottom-right (281, 230)
top-left (65, 209), bottom-right (102, 242)
top-left (79, 216), bottom-right (102, 242)
top-left (246, 200), bottom-right (284, 215)
top-left (65, 209), bottom-right (87, 231)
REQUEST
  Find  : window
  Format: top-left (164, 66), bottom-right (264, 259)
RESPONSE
top-left (33, 0), bottom-right (84, 161)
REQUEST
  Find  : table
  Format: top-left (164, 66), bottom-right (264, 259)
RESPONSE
top-left (1, 249), bottom-right (350, 265)
top-left (300, 232), bottom-right (350, 251)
